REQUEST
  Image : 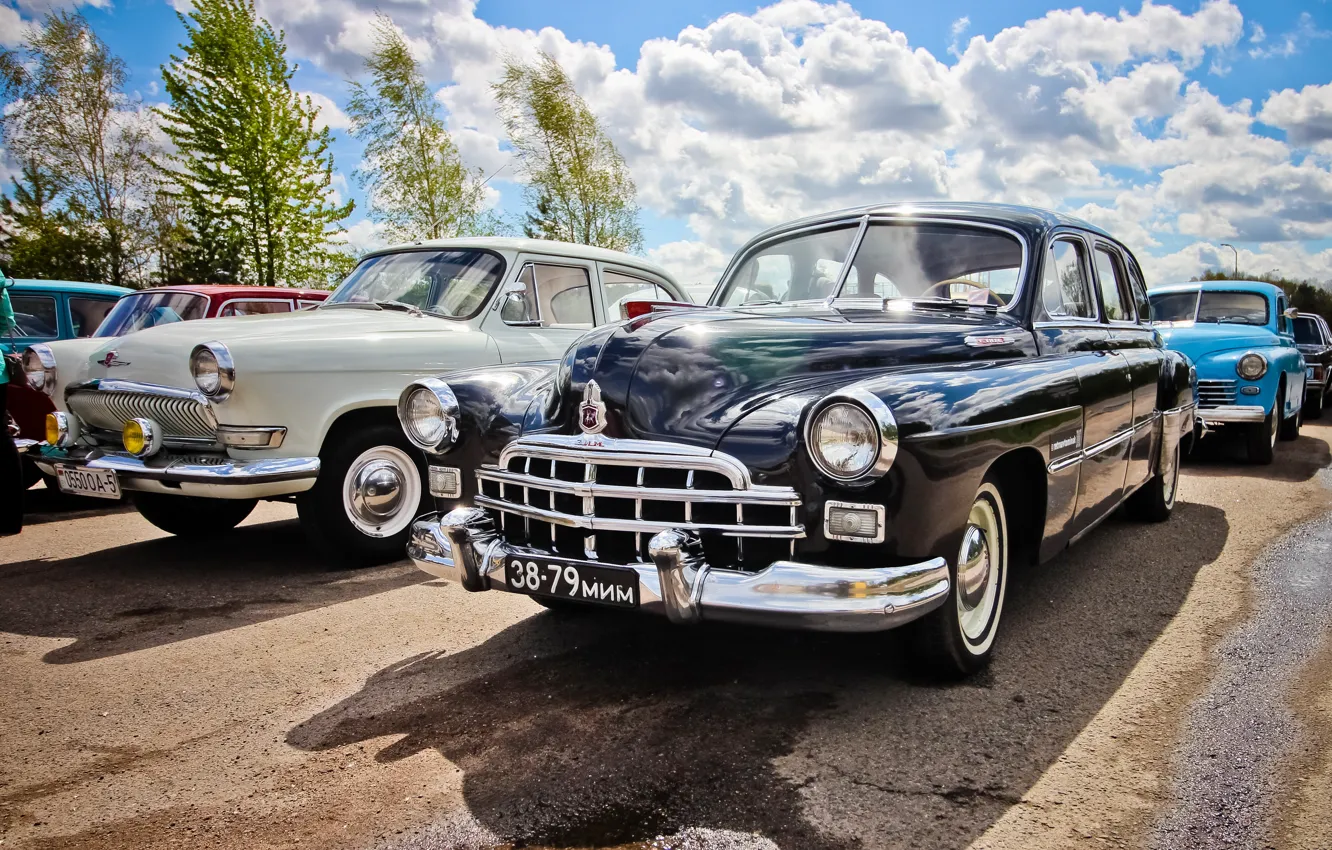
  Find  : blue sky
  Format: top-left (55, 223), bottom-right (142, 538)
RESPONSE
top-left (5, 0), bottom-right (1332, 284)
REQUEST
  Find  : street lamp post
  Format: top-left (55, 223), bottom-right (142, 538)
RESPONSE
top-left (1220, 243), bottom-right (1238, 278)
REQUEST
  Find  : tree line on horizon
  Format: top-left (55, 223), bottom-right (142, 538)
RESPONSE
top-left (0, 0), bottom-right (642, 289)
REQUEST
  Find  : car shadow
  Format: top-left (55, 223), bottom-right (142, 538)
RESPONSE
top-left (1183, 428), bottom-right (1331, 482)
top-left (287, 502), bottom-right (1230, 849)
top-left (0, 518), bottom-right (427, 665)
top-left (20, 483), bottom-right (135, 525)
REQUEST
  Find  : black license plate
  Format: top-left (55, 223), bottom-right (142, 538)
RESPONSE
top-left (504, 556), bottom-right (639, 608)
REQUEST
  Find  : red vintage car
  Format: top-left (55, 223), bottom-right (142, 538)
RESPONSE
top-left (10, 284), bottom-right (328, 486)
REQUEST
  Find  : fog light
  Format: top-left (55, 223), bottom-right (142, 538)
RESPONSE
top-left (824, 500), bottom-right (885, 543)
top-left (428, 465), bottom-right (461, 499)
top-left (122, 418), bottom-right (162, 458)
top-left (45, 411), bottom-right (76, 447)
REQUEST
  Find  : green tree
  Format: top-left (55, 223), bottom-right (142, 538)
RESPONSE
top-left (346, 13), bottom-right (486, 242)
top-left (492, 52), bottom-right (642, 252)
top-left (1, 12), bottom-right (158, 287)
top-left (159, 0), bottom-right (352, 286)
top-left (0, 159), bottom-right (108, 282)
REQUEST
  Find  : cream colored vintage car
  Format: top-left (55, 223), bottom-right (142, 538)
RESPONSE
top-left (27, 238), bottom-right (685, 564)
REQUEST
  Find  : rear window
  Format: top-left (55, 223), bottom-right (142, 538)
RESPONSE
top-left (9, 295), bottom-right (59, 339)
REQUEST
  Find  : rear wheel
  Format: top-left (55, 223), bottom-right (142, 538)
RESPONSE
top-left (297, 422), bottom-right (427, 567)
top-left (132, 492), bottom-right (257, 537)
top-left (1245, 403), bottom-right (1278, 465)
top-left (1126, 440), bottom-right (1180, 522)
top-left (907, 479), bottom-right (1008, 678)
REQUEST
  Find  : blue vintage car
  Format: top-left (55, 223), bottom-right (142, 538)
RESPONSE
top-left (1148, 280), bottom-right (1304, 464)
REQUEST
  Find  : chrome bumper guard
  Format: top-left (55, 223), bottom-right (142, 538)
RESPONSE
top-left (1197, 405), bottom-right (1265, 425)
top-left (35, 447), bottom-right (320, 494)
top-left (409, 508), bottom-right (951, 633)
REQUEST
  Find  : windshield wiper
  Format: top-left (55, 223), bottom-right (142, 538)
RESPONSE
top-left (321, 301), bottom-right (382, 310)
top-left (374, 300), bottom-right (423, 316)
top-left (891, 297), bottom-right (999, 314)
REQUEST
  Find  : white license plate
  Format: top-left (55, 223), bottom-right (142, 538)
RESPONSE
top-left (55, 466), bottom-right (121, 500)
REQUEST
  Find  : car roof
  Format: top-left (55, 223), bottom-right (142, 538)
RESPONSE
top-left (738, 201), bottom-right (1115, 248)
top-left (1150, 280), bottom-right (1283, 297)
top-left (362, 237), bottom-right (678, 283)
top-left (9, 279), bottom-right (134, 296)
top-left (140, 284), bottom-right (330, 297)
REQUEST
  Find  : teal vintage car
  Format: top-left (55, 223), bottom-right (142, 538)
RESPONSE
top-left (1148, 280), bottom-right (1305, 464)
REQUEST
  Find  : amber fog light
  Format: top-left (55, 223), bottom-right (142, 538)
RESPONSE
top-left (122, 418), bottom-right (162, 458)
top-left (824, 500), bottom-right (885, 543)
top-left (45, 412), bottom-right (78, 447)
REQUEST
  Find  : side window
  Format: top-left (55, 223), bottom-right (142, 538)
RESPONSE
top-left (502, 263), bottom-right (594, 328)
top-left (603, 269), bottom-right (670, 318)
top-left (1041, 238), bottom-right (1095, 320)
top-left (9, 295), bottom-right (59, 339)
top-left (1126, 258), bottom-right (1151, 322)
top-left (219, 299), bottom-right (293, 317)
top-left (298, 299), bottom-right (323, 310)
top-left (70, 297), bottom-right (119, 337)
top-left (1093, 246), bottom-right (1132, 322)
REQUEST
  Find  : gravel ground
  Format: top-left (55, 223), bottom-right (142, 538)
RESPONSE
top-left (1151, 477), bottom-right (1332, 849)
top-left (2, 425), bottom-right (1331, 850)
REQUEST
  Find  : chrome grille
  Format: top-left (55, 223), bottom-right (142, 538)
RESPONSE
top-left (68, 383), bottom-right (218, 442)
top-left (1197, 379), bottom-right (1237, 408)
top-left (475, 435), bottom-right (805, 569)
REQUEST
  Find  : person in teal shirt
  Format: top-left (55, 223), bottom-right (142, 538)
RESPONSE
top-left (1, 270), bottom-right (23, 535)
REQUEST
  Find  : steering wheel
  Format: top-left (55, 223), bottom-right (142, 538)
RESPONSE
top-left (921, 278), bottom-right (1004, 306)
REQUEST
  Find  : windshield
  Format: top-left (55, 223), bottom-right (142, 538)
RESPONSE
top-left (1295, 317), bottom-right (1322, 345)
top-left (1148, 291), bottom-right (1200, 323)
top-left (1196, 291), bottom-right (1269, 326)
top-left (95, 291), bottom-right (207, 337)
top-left (326, 249), bottom-right (504, 318)
top-left (715, 222), bottom-right (1024, 309)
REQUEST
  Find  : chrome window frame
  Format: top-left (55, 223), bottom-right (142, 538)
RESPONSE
top-left (1090, 241), bottom-right (1139, 326)
top-left (500, 260), bottom-right (596, 329)
top-left (1034, 230), bottom-right (1100, 325)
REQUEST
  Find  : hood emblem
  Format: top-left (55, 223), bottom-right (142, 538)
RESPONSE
top-left (97, 351), bottom-right (130, 367)
top-left (580, 380), bottom-right (608, 435)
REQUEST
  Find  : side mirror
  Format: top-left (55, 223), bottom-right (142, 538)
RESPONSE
top-left (1284, 307), bottom-right (1299, 319)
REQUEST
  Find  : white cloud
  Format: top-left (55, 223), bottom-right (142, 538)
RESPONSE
top-left (0, 5), bottom-right (26, 47)
top-left (1248, 12), bottom-right (1330, 59)
top-left (247, 0), bottom-right (1330, 283)
top-left (301, 91), bottom-right (352, 131)
top-left (342, 218), bottom-right (388, 255)
top-left (647, 240), bottom-right (732, 293)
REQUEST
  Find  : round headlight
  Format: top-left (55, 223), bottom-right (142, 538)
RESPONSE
top-left (190, 342), bottom-right (234, 399)
top-left (1237, 353), bottom-right (1267, 381)
top-left (809, 402), bottom-right (880, 480)
top-left (397, 378), bottom-right (460, 451)
top-left (23, 344), bottom-right (57, 395)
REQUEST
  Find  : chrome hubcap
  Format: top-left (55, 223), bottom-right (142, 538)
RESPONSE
top-left (342, 445), bottom-right (420, 538)
top-left (956, 490), bottom-right (1004, 647)
top-left (351, 461), bottom-right (405, 521)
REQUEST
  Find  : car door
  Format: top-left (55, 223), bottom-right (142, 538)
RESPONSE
top-left (482, 256), bottom-right (601, 363)
top-left (1274, 294), bottom-right (1305, 418)
top-left (1033, 231), bottom-right (1134, 540)
top-left (1094, 241), bottom-right (1163, 493)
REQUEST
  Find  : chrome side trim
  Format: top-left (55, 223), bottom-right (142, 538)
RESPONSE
top-left (217, 425), bottom-right (287, 449)
top-left (1083, 429), bottom-right (1133, 460)
top-left (1047, 453), bottom-right (1082, 473)
top-left (411, 513), bottom-right (950, 634)
top-left (66, 379), bottom-right (211, 406)
top-left (824, 215), bottom-right (870, 307)
top-left (1046, 421), bottom-right (1146, 475)
top-left (906, 405), bottom-right (1082, 441)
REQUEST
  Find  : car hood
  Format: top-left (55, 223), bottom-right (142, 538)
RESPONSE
top-left (1157, 322), bottom-right (1280, 363)
top-left (569, 305), bottom-right (1033, 450)
top-left (54, 307), bottom-right (484, 393)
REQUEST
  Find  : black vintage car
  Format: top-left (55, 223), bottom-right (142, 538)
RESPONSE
top-left (1294, 312), bottom-right (1332, 418)
top-left (397, 203), bottom-right (1196, 676)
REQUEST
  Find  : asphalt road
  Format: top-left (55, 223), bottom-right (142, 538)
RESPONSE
top-left (2, 424), bottom-right (1332, 850)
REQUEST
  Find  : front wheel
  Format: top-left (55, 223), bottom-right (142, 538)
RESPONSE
top-left (132, 492), bottom-right (257, 537)
top-left (297, 423), bottom-right (427, 567)
top-left (1246, 404), bottom-right (1278, 465)
top-left (906, 479), bottom-right (1009, 678)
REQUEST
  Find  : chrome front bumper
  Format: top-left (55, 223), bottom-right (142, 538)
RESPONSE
top-left (34, 447), bottom-right (320, 499)
top-left (408, 509), bottom-right (951, 633)
top-left (1197, 405), bottom-right (1266, 425)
